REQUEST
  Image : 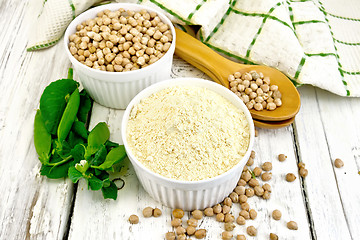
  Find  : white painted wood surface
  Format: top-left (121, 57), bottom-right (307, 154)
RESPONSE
top-left (0, 0), bottom-right (359, 239)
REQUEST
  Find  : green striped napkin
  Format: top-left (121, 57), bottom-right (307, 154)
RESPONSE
top-left (28, 0), bottom-right (360, 97)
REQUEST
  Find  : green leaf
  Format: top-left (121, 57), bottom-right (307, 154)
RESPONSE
top-left (34, 110), bottom-right (51, 165)
top-left (77, 90), bottom-right (92, 123)
top-left (68, 166), bottom-right (83, 183)
top-left (86, 122), bottom-right (110, 158)
top-left (105, 140), bottom-right (119, 151)
top-left (40, 79), bottom-right (79, 134)
top-left (70, 143), bottom-right (86, 164)
top-left (101, 181), bottom-right (118, 200)
top-left (88, 176), bottom-right (103, 190)
top-left (57, 88), bottom-right (80, 142)
top-left (92, 145), bottom-right (126, 170)
top-left (89, 145), bottom-right (107, 167)
top-left (71, 121), bottom-right (89, 139)
top-left (68, 131), bottom-right (84, 148)
top-left (40, 161), bottom-right (71, 179)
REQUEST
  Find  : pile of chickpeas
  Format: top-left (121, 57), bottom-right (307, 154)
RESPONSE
top-left (228, 70), bottom-right (282, 111)
top-left (68, 8), bottom-right (172, 72)
top-left (129, 150), bottom-right (301, 239)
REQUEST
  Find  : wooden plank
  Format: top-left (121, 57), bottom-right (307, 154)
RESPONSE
top-left (293, 85), bottom-right (353, 239)
top-left (0, 1), bottom-right (75, 239)
top-left (315, 87), bottom-right (360, 239)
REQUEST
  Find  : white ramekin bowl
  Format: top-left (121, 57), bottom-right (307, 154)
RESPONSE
top-left (64, 3), bottom-right (176, 109)
top-left (122, 78), bottom-right (255, 211)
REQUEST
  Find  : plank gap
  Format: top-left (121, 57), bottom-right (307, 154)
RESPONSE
top-left (292, 122), bottom-right (317, 240)
top-left (63, 183), bottom-right (78, 240)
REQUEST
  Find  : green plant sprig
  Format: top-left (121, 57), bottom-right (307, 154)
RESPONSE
top-left (33, 69), bottom-right (127, 200)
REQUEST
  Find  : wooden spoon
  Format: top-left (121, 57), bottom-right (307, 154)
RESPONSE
top-left (174, 28), bottom-right (301, 122)
top-left (253, 117), bottom-right (295, 129)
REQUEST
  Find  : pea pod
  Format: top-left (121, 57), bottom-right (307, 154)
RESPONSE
top-left (57, 88), bottom-right (80, 143)
top-left (34, 110), bottom-right (51, 165)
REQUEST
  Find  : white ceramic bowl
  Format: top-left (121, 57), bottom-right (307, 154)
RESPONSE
top-left (64, 3), bottom-right (176, 109)
top-left (122, 78), bottom-right (255, 211)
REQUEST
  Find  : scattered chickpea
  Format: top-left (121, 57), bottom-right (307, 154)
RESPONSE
top-left (287, 221), bottom-right (298, 230)
top-left (213, 204), bottom-right (222, 214)
top-left (171, 218), bottom-right (182, 227)
top-left (192, 209), bottom-right (203, 220)
top-left (249, 209), bottom-right (257, 220)
top-left (165, 232), bottom-right (176, 240)
top-left (272, 210), bottom-right (282, 220)
top-left (239, 194), bottom-right (248, 203)
top-left (262, 191), bottom-right (271, 200)
top-left (286, 173), bottom-right (297, 182)
top-left (299, 168), bottom-right (308, 177)
top-left (262, 183), bottom-right (271, 192)
top-left (224, 213), bottom-right (235, 223)
top-left (222, 231), bottom-right (233, 240)
top-left (253, 167), bottom-right (262, 177)
top-left (224, 222), bottom-right (236, 231)
top-left (216, 213), bottom-right (225, 222)
top-left (186, 226), bottom-right (196, 236)
top-left (245, 188), bottom-right (255, 197)
top-left (235, 186), bottom-right (246, 196)
top-left (173, 209), bottom-right (184, 219)
top-left (278, 154), bottom-right (287, 162)
top-left (128, 214), bottom-right (139, 224)
top-left (153, 208), bottom-right (162, 217)
top-left (239, 210), bottom-right (250, 220)
top-left (241, 202), bottom-right (250, 211)
top-left (194, 229), bottom-right (206, 239)
top-left (237, 234), bottom-right (246, 240)
top-left (177, 234), bottom-right (186, 240)
top-left (229, 192), bottom-right (239, 203)
top-left (187, 218), bottom-right (198, 227)
top-left (270, 233), bottom-right (279, 240)
top-left (261, 172), bottom-right (272, 181)
top-left (224, 197), bottom-right (232, 206)
top-left (254, 186), bottom-right (264, 196)
top-left (175, 226), bottom-right (186, 235)
top-left (241, 171), bottom-right (252, 182)
top-left (222, 205), bottom-right (231, 214)
top-left (248, 178), bottom-right (259, 188)
top-left (238, 179), bottom-right (247, 187)
top-left (142, 207), bottom-right (153, 218)
top-left (246, 157), bottom-right (254, 166)
top-left (262, 162), bottom-right (273, 171)
top-left (334, 158), bottom-right (344, 168)
top-left (246, 226), bottom-right (257, 236)
top-left (204, 207), bottom-right (214, 217)
top-left (236, 215), bottom-right (246, 225)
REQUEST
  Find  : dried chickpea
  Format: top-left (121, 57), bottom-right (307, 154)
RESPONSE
top-left (224, 213), bottom-right (234, 223)
top-left (287, 221), bottom-right (298, 230)
top-left (262, 191), bottom-right (271, 200)
top-left (238, 179), bottom-right (247, 186)
top-left (237, 234), bottom-right (246, 240)
top-left (222, 231), bottom-right (233, 240)
top-left (229, 192), bottom-right (239, 203)
top-left (240, 202), bottom-right (250, 211)
top-left (204, 207), bottom-right (214, 217)
top-left (177, 234), bottom-right (186, 240)
top-left (236, 215), bottom-right (246, 225)
top-left (239, 210), bottom-right (250, 220)
top-left (334, 158), bottom-right (344, 168)
top-left (249, 209), bottom-right (257, 220)
top-left (222, 205), bottom-right (231, 214)
top-left (192, 210), bottom-right (203, 220)
top-left (173, 209), bottom-right (184, 219)
top-left (248, 178), bottom-right (259, 188)
top-left (246, 157), bottom-right (254, 166)
top-left (253, 167), bottom-right (262, 177)
top-left (239, 194), bottom-right (248, 203)
top-left (286, 173), bottom-right (296, 182)
top-left (176, 226), bottom-right (186, 235)
top-left (299, 168), bottom-right (308, 177)
top-left (224, 197), bottom-right (232, 206)
top-left (272, 210), bottom-right (282, 220)
top-left (278, 154), bottom-right (287, 162)
top-left (216, 213), bottom-right (225, 222)
top-left (262, 183), bottom-right (271, 192)
top-left (165, 232), bottom-right (176, 240)
top-left (247, 226), bottom-right (257, 236)
top-left (224, 222), bottom-right (236, 231)
top-left (261, 172), bottom-right (272, 181)
top-left (262, 162), bottom-right (272, 171)
top-left (186, 226), bottom-right (196, 236)
top-left (128, 214), bottom-right (139, 224)
top-left (142, 207), bottom-right (153, 217)
top-left (213, 204), bottom-right (222, 214)
top-left (254, 186), bottom-right (264, 196)
top-left (235, 186), bottom-right (245, 196)
top-left (171, 218), bottom-right (182, 227)
top-left (153, 208), bottom-right (162, 217)
top-left (245, 188), bottom-right (255, 197)
top-left (241, 171), bottom-right (251, 182)
top-left (187, 218), bottom-right (198, 227)
top-left (194, 229), bottom-right (206, 239)
top-left (270, 233), bottom-right (278, 240)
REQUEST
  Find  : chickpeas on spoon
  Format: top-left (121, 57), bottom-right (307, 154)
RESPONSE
top-left (174, 28), bottom-right (300, 122)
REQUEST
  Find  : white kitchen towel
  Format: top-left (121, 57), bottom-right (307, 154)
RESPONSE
top-left (28, 0), bottom-right (360, 97)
